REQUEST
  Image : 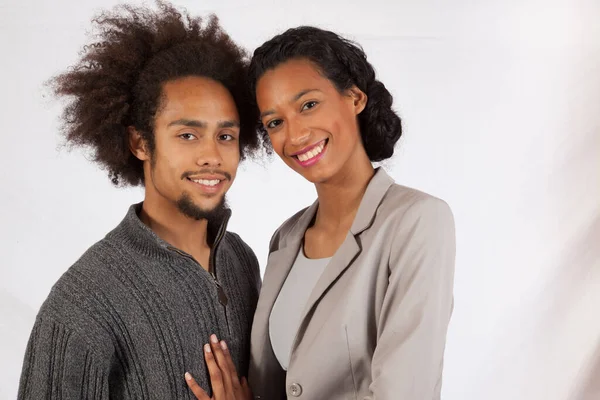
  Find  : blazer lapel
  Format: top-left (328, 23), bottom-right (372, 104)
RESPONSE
top-left (255, 244), bottom-right (301, 323)
top-left (299, 232), bottom-right (360, 324)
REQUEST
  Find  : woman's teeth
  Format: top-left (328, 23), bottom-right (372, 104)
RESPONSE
top-left (297, 141), bottom-right (325, 162)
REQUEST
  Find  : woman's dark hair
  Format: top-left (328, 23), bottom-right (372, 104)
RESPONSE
top-left (52, 1), bottom-right (259, 186)
top-left (248, 26), bottom-right (402, 162)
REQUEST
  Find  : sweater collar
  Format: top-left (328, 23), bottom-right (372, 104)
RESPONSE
top-left (108, 202), bottom-right (231, 263)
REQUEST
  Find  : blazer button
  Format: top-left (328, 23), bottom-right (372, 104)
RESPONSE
top-left (288, 382), bottom-right (303, 397)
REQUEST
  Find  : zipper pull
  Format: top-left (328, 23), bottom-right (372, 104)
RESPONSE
top-left (214, 280), bottom-right (228, 307)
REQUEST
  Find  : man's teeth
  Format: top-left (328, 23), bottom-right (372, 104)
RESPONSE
top-left (297, 142), bottom-right (325, 162)
top-left (191, 179), bottom-right (221, 186)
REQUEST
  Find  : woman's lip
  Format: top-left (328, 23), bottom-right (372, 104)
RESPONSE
top-left (294, 140), bottom-right (328, 168)
top-left (289, 139), bottom-right (327, 157)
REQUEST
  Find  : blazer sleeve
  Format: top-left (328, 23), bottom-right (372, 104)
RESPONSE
top-left (366, 197), bottom-right (456, 400)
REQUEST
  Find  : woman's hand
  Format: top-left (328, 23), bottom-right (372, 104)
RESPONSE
top-left (185, 334), bottom-right (252, 400)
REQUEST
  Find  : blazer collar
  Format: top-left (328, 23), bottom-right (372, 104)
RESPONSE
top-left (350, 167), bottom-right (395, 235)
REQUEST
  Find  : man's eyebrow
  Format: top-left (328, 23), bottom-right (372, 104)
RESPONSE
top-left (218, 120), bottom-right (240, 128)
top-left (167, 119), bottom-right (239, 128)
top-left (167, 119), bottom-right (207, 128)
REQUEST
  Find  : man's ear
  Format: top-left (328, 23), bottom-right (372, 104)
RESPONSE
top-left (347, 85), bottom-right (367, 115)
top-left (128, 126), bottom-right (150, 161)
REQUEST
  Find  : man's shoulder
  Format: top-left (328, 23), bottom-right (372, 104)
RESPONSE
top-left (65, 236), bottom-right (126, 278)
top-left (60, 207), bottom-right (136, 281)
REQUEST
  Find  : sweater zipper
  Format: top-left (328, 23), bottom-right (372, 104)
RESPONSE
top-left (166, 213), bottom-right (231, 336)
top-left (209, 217), bottom-right (231, 336)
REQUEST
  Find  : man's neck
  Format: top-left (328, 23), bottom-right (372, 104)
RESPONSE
top-left (139, 195), bottom-right (210, 263)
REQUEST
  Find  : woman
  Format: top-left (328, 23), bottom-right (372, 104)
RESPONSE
top-left (187, 26), bottom-right (456, 400)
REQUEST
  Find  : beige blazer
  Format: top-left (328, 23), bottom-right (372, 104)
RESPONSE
top-left (249, 168), bottom-right (456, 400)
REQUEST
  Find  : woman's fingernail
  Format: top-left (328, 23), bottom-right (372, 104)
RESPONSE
top-left (185, 372), bottom-right (192, 381)
top-left (204, 343), bottom-right (212, 353)
top-left (210, 334), bottom-right (218, 343)
top-left (220, 340), bottom-right (227, 351)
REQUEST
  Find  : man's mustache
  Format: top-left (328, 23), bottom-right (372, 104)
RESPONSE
top-left (181, 169), bottom-right (232, 181)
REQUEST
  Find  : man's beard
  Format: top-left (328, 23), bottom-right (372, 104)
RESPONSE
top-left (176, 192), bottom-right (229, 224)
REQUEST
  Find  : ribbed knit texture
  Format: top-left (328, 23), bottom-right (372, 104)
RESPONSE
top-left (17, 203), bottom-right (261, 399)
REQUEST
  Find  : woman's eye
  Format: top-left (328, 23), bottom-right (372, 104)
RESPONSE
top-left (301, 101), bottom-right (318, 111)
top-left (266, 119), bottom-right (283, 129)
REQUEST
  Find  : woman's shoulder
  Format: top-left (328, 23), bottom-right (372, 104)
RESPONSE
top-left (380, 183), bottom-right (453, 222)
top-left (267, 205), bottom-right (312, 252)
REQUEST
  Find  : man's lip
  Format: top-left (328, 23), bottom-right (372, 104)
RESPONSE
top-left (186, 175), bottom-right (227, 181)
top-left (187, 177), bottom-right (224, 193)
top-left (289, 139), bottom-right (327, 157)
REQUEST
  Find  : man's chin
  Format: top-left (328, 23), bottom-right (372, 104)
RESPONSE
top-left (176, 193), bottom-right (228, 222)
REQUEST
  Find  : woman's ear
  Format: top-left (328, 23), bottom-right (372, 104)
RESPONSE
top-left (347, 85), bottom-right (367, 115)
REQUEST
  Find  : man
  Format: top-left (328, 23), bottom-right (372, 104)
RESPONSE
top-left (17, 2), bottom-right (261, 399)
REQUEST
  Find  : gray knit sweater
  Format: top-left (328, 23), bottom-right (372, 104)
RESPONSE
top-left (17, 203), bottom-right (261, 399)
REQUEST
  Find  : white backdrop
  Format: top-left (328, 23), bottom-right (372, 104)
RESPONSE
top-left (1, 0), bottom-right (599, 399)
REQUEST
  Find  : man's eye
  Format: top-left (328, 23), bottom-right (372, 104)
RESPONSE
top-left (219, 133), bottom-right (236, 141)
top-left (179, 133), bottom-right (196, 140)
